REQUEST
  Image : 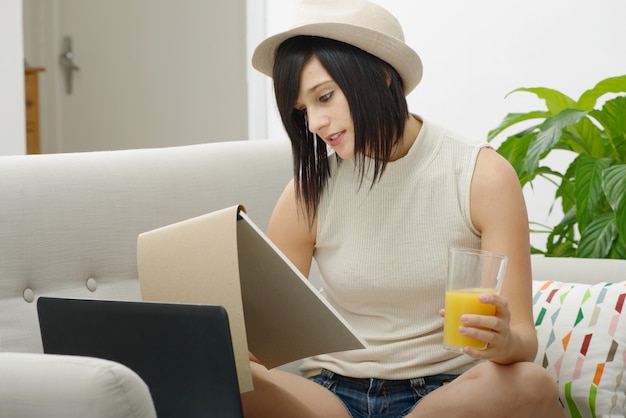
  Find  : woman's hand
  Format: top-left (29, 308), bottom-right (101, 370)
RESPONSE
top-left (458, 293), bottom-right (512, 361)
top-left (439, 293), bottom-right (513, 362)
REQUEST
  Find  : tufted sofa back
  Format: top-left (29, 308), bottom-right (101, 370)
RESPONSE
top-left (0, 140), bottom-right (293, 353)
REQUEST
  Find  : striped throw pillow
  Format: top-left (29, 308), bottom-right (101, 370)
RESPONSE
top-left (532, 280), bottom-right (626, 418)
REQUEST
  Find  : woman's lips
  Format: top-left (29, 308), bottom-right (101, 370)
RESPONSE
top-left (326, 130), bottom-right (345, 147)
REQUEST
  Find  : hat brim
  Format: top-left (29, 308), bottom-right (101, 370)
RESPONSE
top-left (252, 23), bottom-right (422, 95)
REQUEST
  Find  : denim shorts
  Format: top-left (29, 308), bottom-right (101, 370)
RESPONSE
top-left (309, 369), bottom-right (459, 418)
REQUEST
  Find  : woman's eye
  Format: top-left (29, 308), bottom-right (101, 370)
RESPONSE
top-left (320, 92), bottom-right (333, 103)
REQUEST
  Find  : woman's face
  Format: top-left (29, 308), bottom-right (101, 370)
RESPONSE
top-left (294, 56), bottom-right (355, 159)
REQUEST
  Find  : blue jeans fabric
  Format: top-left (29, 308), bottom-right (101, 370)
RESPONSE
top-left (309, 369), bottom-right (459, 418)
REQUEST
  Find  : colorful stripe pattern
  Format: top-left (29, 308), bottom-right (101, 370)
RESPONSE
top-left (532, 280), bottom-right (626, 418)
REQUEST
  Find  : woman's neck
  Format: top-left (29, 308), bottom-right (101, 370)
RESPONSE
top-left (389, 114), bottom-right (422, 162)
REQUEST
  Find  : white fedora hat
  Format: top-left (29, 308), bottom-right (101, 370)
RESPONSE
top-left (252, 0), bottom-right (423, 95)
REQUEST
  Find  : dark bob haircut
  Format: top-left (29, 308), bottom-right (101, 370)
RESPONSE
top-left (273, 35), bottom-right (409, 222)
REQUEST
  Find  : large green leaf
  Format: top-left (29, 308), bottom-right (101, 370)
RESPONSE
top-left (575, 156), bottom-right (612, 232)
top-left (496, 130), bottom-right (534, 162)
top-left (487, 111), bottom-right (548, 142)
top-left (555, 177), bottom-right (575, 215)
top-left (555, 159), bottom-right (579, 215)
top-left (577, 213), bottom-right (618, 258)
top-left (525, 109), bottom-right (588, 175)
top-left (611, 236), bottom-right (626, 259)
top-left (589, 96), bottom-right (626, 161)
top-left (577, 75), bottom-right (626, 111)
top-left (509, 87), bottom-right (577, 115)
top-left (603, 164), bottom-right (626, 240)
top-left (568, 117), bottom-right (604, 157)
top-left (496, 131), bottom-right (535, 183)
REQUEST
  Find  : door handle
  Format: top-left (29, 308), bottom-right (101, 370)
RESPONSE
top-left (60, 36), bottom-right (80, 94)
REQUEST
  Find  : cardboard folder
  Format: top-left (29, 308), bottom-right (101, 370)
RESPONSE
top-left (137, 205), bottom-right (365, 392)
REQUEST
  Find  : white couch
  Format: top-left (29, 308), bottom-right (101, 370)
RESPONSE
top-left (0, 140), bottom-right (624, 418)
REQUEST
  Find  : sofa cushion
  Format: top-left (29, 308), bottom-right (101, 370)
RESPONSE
top-left (532, 279), bottom-right (626, 418)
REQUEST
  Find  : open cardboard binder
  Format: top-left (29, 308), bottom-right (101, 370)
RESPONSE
top-left (137, 205), bottom-right (365, 393)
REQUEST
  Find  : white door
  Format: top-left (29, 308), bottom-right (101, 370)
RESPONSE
top-left (23, 0), bottom-right (248, 153)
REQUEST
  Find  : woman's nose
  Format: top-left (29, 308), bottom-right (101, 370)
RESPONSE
top-left (306, 109), bottom-right (329, 135)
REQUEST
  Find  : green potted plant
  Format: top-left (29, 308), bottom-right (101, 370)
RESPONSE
top-left (488, 75), bottom-right (626, 259)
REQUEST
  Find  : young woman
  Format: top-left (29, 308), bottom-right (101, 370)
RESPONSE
top-left (244, 1), bottom-right (565, 417)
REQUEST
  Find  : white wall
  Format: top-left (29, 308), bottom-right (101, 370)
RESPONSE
top-left (0, 0), bottom-right (25, 156)
top-left (254, 0), bottom-right (626, 250)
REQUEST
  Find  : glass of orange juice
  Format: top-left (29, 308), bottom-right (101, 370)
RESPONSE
top-left (443, 247), bottom-right (508, 353)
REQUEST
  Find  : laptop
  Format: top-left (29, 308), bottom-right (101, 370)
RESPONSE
top-left (37, 297), bottom-right (244, 418)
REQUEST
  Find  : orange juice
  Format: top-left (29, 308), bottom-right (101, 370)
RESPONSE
top-left (443, 288), bottom-right (498, 351)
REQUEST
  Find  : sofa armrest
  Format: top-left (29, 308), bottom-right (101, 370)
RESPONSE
top-left (0, 353), bottom-right (156, 418)
top-left (531, 254), bottom-right (626, 284)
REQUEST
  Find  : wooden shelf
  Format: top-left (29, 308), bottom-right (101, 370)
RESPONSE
top-left (25, 67), bottom-right (45, 154)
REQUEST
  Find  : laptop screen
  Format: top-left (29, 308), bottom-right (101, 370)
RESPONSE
top-left (37, 297), bottom-right (243, 418)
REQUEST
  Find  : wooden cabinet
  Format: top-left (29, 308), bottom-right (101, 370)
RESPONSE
top-left (25, 67), bottom-right (45, 154)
